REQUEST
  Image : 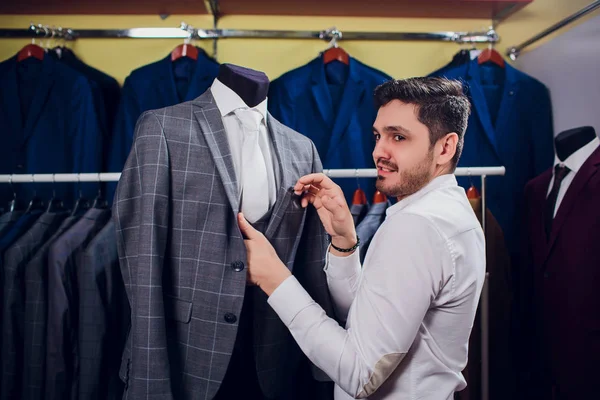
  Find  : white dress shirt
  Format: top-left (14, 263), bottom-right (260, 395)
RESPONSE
top-left (546, 137), bottom-right (600, 217)
top-left (268, 174), bottom-right (486, 399)
top-left (210, 78), bottom-right (278, 215)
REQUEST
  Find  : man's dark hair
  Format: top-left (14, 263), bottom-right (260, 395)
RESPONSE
top-left (373, 77), bottom-right (471, 171)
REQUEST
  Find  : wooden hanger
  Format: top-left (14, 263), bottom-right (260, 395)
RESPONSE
top-left (372, 190), bottom-right (387, 204)
top-left (18, 43), bottom-right (45, 62)
top-left (171, 43), bottom-right (198, 62)
top-left (352, 188), bottom-right (367, 205)
top-left (171, 23), bottom-right (199, 62)
top-left (466, 185), bottom-right (480, 199)
top-left (322, 27), bottom-right (349, 65)
top-left (477, 47), bottom-right (505, 68)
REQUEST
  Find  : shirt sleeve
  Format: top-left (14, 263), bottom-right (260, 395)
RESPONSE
top-left (323, 246), bottom-right (362, 323)
top-left (268, 213), bottom-right (450, 399)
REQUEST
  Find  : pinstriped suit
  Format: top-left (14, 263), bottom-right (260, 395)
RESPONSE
top-left (1, 211), bottom-right (68, 400)
top-left (113, 89), bottom-right (335, 400)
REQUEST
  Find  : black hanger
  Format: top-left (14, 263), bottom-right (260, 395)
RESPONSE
top-left (46, 174), bottom-right (67, 213)
top-left (71, 175), bottom-right (91, 216)
top-left (92, 176), bottom-right (108, 209)
top-left (25, 192), bottom-right (45, 214)
top-left (7, 175), bottom-right (24, 212)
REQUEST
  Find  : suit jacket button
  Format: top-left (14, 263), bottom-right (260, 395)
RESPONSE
top-left (224, 313), bottom-right (237, 324)
top-left (231, 261), bottom-right (245, 272)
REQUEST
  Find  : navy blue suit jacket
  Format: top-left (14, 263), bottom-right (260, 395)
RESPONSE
top-left (107, 50), bottom-right (219, 200)
top-left (268, 55), bottom-right (391, 204)
top-left (0, 55), bottom-right (104, 208)
top-left (430, 60), bottom-right (554, 253)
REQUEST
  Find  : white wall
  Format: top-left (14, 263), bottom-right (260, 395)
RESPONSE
top-left (514, 13), bottom-right (600, 137)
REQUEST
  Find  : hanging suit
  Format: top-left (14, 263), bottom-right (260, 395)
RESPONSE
top-left (113, 89), bottom-right (336, 400)
top-left (45, 208), bottom-right (112, 400)
top-left (430, 59), bottom-right (554, 255)
top-left (268, 55), bottom-right (391, 204)
top-left (0, 55), bottom-right (104, 208)
top-left (51, 48), bottom-right (121, 171)
top-left (520, 145), bottom-right (600, 399)
top-left (77, 219), bottom-right (129, 400)
top-left (22, 214), bottom-right (82, 400)
top-left (1, 211), bottom-right (68, 400)
top-left (107, 50), bottom-right (219, 200)
top-left (355, 200), bottom-right (390, 263)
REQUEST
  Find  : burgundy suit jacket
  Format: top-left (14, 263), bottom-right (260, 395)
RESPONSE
top-left (520, 145), bottom-right (600, 399)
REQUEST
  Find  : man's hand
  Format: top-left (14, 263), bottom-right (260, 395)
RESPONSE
top-left (238, 213), bottom-right (291, 296)
top-left (294, 173), bottom-right (357, 253)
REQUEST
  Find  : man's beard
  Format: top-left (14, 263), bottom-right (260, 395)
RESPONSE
top-left (376, 149), bottom-right (434, 199)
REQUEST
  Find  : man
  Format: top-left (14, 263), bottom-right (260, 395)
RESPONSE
top-left (238, 77), bottom-right (486, 399)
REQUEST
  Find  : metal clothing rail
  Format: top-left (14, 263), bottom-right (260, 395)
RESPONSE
top-left (506, 0), bottom-right (600, 59)
top-left (0, 165), bottom-right (504, 400)
top-left (0, 22), bottom-right (500, 44)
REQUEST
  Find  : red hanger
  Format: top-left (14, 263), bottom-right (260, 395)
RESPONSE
top-left (17, 44), bottom-right (45, 62)
top-left (466, 185), bottom-right (480, 199)
top-left (372, 190), bottom-right (387, 204)
top-left (171, 43), bottom-right (198, 62)
top-left (323, 47), bottom-right (349, 65)
top-left (352, 188), bottom-right (367, 205)
top-left (477, 48), bottom-right (505, 68)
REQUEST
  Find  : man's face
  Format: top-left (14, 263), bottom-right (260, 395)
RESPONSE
top-left (372, 100), bottom-right (437, 200)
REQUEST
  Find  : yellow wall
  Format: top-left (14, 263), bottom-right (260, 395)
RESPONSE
top-left (0, 14), bottom-right (491, 84)
top-left (0, 0), bottom-right (597, 85)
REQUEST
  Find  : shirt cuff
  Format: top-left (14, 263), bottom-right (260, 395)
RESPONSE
top-left (324, 245), bottom-right (361, 279)
top-left (267, 275), bottom-right (316, 327)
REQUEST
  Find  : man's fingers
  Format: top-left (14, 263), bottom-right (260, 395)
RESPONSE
top-left (294, 173), bottom-right (336, 193)
top-left (237, 213), bottom-right (260, 240)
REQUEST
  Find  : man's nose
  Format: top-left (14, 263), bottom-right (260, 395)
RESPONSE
top-left (373, 140), bottom-right (390, 163)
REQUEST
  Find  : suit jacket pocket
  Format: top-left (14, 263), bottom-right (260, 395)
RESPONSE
top-left (165, 295), bottom-right (193, 324)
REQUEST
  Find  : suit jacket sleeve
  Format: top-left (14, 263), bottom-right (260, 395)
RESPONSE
top-left (70, 77), bottom-right (104, 201)
top-left (107, 79), bottom-right (141, 202)
top-left (113, 110), bottom-right (173, 399)
top-left (531, 84), bottom-right (555, 176)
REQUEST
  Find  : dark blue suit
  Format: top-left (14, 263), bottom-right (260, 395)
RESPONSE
top-left (106, 50), bottom-right (219, 200)
top-left (430, 60), bottom-right (554, 253)
top-left (0, 55), bottom-right (104, 208)
top-left (268, 56), bottom-right (391, 203)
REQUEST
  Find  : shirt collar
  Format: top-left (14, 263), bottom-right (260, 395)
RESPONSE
top-left (553, 137), bottom-right (599, 174)
top-left (385, 174), bottom-right (458, 218)
top-left (211, 78), bottom-right (268, 121)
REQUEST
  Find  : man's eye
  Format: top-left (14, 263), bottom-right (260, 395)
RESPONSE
top-left (394, 135), bottom-right (405, 141)
top-left (373, 134), bottom-right (381, 141)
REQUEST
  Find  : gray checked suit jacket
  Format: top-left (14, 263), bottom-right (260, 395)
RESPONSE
top-left (113, 89), bottom-right (336, 400)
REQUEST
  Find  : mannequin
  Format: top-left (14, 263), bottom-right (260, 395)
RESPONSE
top-left (554, 126), bottom-right (597, 161)
top-left (217, 63), bottom-right (269, 107)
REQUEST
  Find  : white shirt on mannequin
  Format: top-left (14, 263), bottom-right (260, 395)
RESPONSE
top-left (547, 137), bottom-right (600, 217)
top-left (211, 78), bottom-right (278, 220)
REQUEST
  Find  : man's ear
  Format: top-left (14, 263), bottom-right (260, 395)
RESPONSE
top-left (437, 132), bottom-right (458, 166)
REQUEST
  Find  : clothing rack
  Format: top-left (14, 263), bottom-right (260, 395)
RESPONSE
top-left (0, 166), bottom-right (504, 400)
top-left (0, 22), bottom-right (499, 44)
top-left (506, 0), bottom-right (600, 59)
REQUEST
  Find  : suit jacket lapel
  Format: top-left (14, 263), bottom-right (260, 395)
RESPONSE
top-left (466, 61), bottom-right (501, 160)
top-left (23, 55), bottom-right (55, 141)
top-left (325, 58), bottom-right (365, 164)
top-left (264, 115), bottom-right (294, 240)
top-left (529, 171), bottom-right (552, 268)
top-left (310, 58), bottom-right (334, 131)
top-left (0, 57), bottom-right (23, 140)
top-left (159, 55), bottom-right (181, 106)
top-left (192, 90), bottom-right (240, 214)
top-left (544, 146), bottom-right (600, 263)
